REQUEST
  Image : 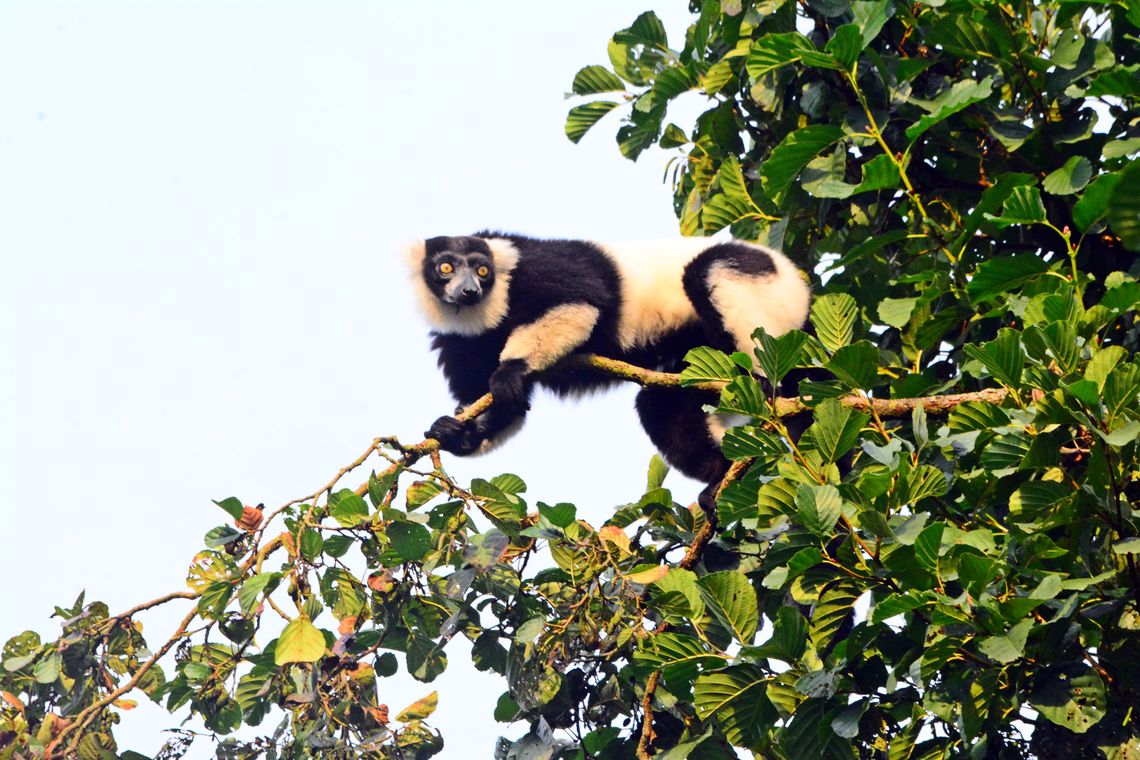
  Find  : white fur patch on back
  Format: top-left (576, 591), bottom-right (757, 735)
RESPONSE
top-left (500, 303), bottom-right (600, 371)
top-left (707, 248), bottom-right (810, 354)
top-left (405, 237), bottom-right (520, 335)
top-left (595, 238), bottom-right (713, 350)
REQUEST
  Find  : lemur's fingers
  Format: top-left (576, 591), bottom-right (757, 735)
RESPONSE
top-left (425, 415), bottom-right (475, 455)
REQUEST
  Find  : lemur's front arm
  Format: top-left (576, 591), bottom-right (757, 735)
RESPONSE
top-left (427, 304), bottom-right (600, 455)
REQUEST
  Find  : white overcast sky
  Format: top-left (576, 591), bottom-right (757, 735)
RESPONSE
top-left (0, 2), bottom-right (708, 756)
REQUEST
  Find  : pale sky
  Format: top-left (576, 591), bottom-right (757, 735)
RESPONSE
top-left (0, 2), bottom-right (708, 756)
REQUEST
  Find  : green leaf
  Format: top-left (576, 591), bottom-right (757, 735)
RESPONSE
top-left (406, 479), bottom-right (443, 509)
top-left (716, 154), bottom-right (750, 199)
top-left (329, 489), bottom-right (369, 527)
top-left (681, 346), bottom-right (739, 384)
top-left (905, 77), bottom-right (993, 142)
top-left (387, 522), bottom-right (432, 562)
top-left (694, 665), bottom-right (776, 748)
top-left (979, 619), bottom-right (1032, 664)
top-left (1009, 481), bottom-right (1070, 522)
top-left (514, 616), bottom-right (545, 645)
top-left (1103, 362), bottom-right (1140, 420)
top-left (761, 125), bottom-right (846, 207)
top-left (204, 525), bottom-right (243, 549)
top-left (538, 502), bottom-right (576, 528)
top-left (213, 496), bottom-right (245, 521)
top-left (660, 123), bottom-right (689, 148)
top-left (407, 633), bottom-right (447, 682)
top-left (614, 10), bottom-right (668, 47)
top-left (1114, 537), bottom-right (1140, 556)
top-left (323, 534), bottom-right (352, 558)
top-left (767, 606), bottom-right (809, 662)
top-left (804, 398), bottom-right (869, 464)
top-left (490, 473), bottom-right (525, 495)
top-left (1108, 160), bottom-right (1140, 251)
top-left (966, 253), bottom-right (1049, 302)
top-left (721, 425), bottom-right (784, 460)
top-left (493, 692), bottom-right (519, 722)
top-left (635, 633), bottom-right (727, 681)
top-left (274, 617), bottom-right (326, 665)
top-left (299, 528), bottom-right (323, 562)
top-left (197, 581), bottom-right (233, 619)
top-left (825, 24), bottom-right (863, 68)
top-left (1085, 346), bottom-right (1129, 389)
top-left (647, 454), bottom-right (669, 491)
top-left (1087, 65), bottom-right (1140, 97)
top-left (801, 147), bottom-right (857, 199)
top-left (796, 483), bottom-right (843, 536)
top-left (853, 154), bottom-right (901, 193)
top-left (752, 327), bottom-right (807, 384)
top-left (987, 185), bottom-right (1047, 226)
top-left (653, 568), bottom-right (704, 618)
top-left (1033, 321), bottom-right (1080, 374)
top-left (649, 66), bottom-right (696, 103)
top-left (702, 193), bottom-right (762, 233)
top-left (33, 652), bottom-right (61, 684)
top-left (810, 293), bottom-right (858, 352)
top-left (952, 172), bottom-right (1036, 251)
top-left (565, 101), bottom-right (620, 144)
top-left (963, 328), bottom-right (1024, 388)
top-left (1043, 156), bottom-right (1092, 195)
top-left (617, 108), bottom-right (663, 161)
top-left (810, 582), bottom-right (860, 650)
top-left (1104, 137), bottom-right (1140, 160)
top-left (781, 698), bottom-right (851, 758)
top-left (746, 33), bottom-right (841, 81)
top-left (1033, 669), bottom-right (1107, 733)
top-left (238, 572), bottom-right (280, 615)
top-left (914, 522), bottom-right (944, 572)
top-left (870, 593), bottom-right (926, 624)
top-left (852, 0), bottom-right (890, 46)
top-left (571, 65), bottom-right (625, 95)
top-left (928, 14), bottom-right (1008, 58)
top-left (699, 571), bottom-right (759, 644)
top-left (826, 341), bottom-right (878, 389)
top-left (877, 297), bottom-right (917, 328)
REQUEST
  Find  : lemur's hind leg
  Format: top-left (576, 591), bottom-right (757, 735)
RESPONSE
top-left (682, 241), bottom-right (810, 354)
top-left (635, 387), bottom-right (731, 516)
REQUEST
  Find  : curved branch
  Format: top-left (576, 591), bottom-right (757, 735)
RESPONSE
top-left (560, 354), bottom-right (1008, 416)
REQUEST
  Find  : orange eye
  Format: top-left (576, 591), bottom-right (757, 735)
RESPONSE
top-left (438, 262), bottom-right (454, 275)
top-left (477, 265), bottom-right (490, 278)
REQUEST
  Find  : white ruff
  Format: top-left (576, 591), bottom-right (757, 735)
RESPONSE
top-left (405, 238), bottom-right (519, 335)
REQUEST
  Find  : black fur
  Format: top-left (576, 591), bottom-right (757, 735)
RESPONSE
top-left (417, 233), bottom-right (799, 494)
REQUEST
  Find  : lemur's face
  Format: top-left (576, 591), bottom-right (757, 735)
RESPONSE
top-left (423, 237), bottom-right (496, 309)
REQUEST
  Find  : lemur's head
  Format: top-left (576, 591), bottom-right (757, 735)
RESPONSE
top-left (421, 236), bottom-right (497, 308)
top-left (406, 235), bottom-right (518, 335)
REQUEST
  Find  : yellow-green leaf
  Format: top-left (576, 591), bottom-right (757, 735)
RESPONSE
top-left (274, 617), bottom-right (326, 665)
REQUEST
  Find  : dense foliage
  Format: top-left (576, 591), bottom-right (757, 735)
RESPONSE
top-left (3, 0), bottom-right (1140, 758)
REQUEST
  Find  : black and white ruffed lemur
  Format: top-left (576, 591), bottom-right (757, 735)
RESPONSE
top-left (406, 232), bottom-right (810, 507)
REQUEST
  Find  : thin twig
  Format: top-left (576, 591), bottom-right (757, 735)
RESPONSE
top-left (61, 607), bottom-right (199, 754)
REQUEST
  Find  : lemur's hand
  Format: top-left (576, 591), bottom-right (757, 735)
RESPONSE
top-left (425, 415), bottom-right (480, 456)
top-left (489, 359), bottom-right (532, 416)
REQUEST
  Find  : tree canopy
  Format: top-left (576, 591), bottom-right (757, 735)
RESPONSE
top-left (3, 0), bottom-right (1140, 758)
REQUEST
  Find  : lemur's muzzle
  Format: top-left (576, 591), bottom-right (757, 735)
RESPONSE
top-left (445, 271), bottom-right (483, 306)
